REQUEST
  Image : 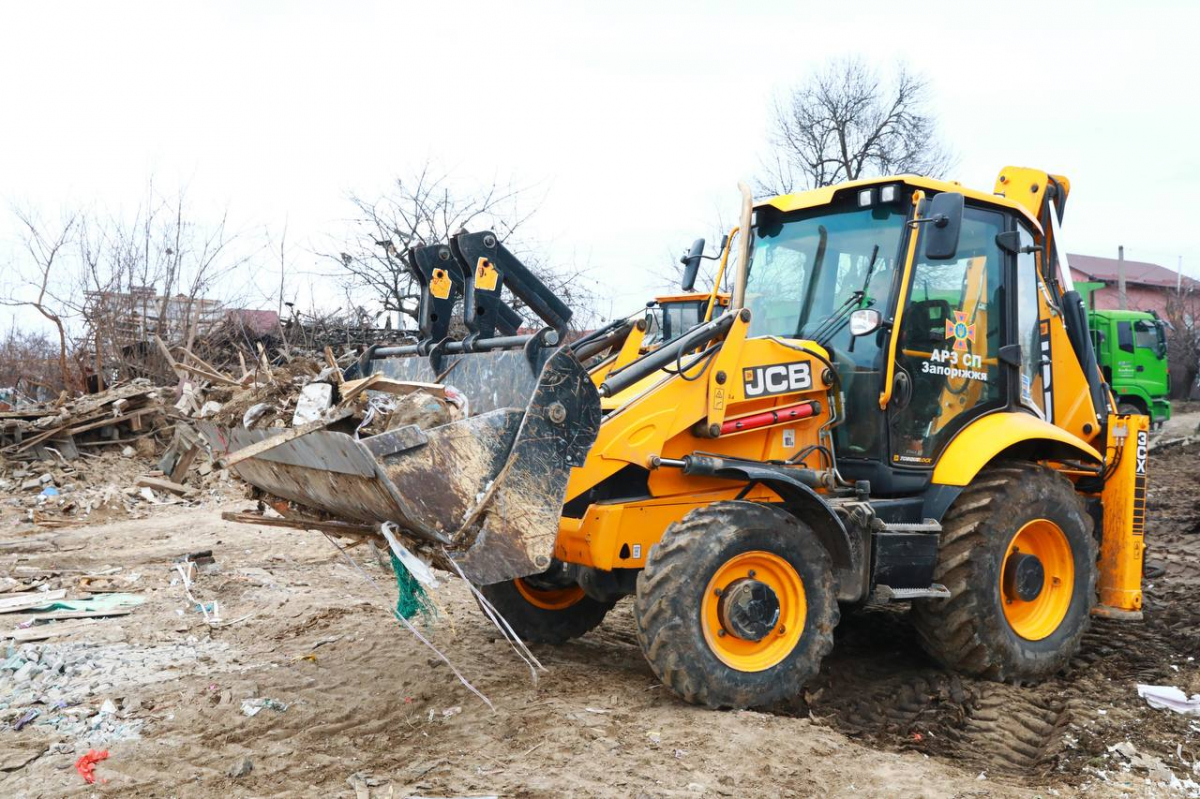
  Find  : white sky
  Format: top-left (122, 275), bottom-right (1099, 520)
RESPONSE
top-left (3, 0), bottom-right (1198, 334)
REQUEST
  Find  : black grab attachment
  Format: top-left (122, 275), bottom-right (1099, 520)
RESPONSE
top-left (452, 231), bottom-right (572, 339)
top-left (369, 230), bottom-right (576, 377)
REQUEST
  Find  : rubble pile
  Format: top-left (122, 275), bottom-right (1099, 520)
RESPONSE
top-left (0, 380), bottom-right (173, 461)
top-left (0, 338), bottom-right (463, 533)
top-left (0, 374), bottom-right (235, 530)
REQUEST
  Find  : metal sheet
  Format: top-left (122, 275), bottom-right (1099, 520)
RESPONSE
top-left (374, 350), bottom-right (544, 415)
top-left (200, 424), bottom-right (378, 478)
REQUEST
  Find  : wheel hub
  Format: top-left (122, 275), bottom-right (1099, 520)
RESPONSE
top-left (718, 578), bottom-right (781, 641)
top-left (1004, 552), bottom-right (1045, 602)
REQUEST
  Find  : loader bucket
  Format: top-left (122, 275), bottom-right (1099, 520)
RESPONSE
top-left (199, 345), bottom-right (601, 585)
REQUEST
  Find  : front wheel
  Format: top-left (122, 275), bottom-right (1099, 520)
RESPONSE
top-left (912, 462), bottom-right (1097, 682)
top-left (478, 577), bottom-right (613, 644)
top-left (633, 501), bottom-right (839, 709)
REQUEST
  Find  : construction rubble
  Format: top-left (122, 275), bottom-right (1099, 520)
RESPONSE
top-left (0, 339), bottom-right (466, 536)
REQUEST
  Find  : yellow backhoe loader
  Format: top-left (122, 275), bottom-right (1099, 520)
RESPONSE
top-left (206, 166), bottom-right (1148, 709)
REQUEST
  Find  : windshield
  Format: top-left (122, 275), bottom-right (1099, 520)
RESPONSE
top-left (743, 202), bottom-right (907, 340)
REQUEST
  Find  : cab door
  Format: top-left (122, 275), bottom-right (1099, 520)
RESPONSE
top-left (889, 207), bottom-right (1007, 466)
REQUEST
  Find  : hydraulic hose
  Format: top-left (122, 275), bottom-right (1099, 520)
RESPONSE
top-left (599, 311), bottom-right (738, 398)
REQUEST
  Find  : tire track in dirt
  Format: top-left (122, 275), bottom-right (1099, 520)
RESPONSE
top-left (794, 442), bottom-right (1200, 783)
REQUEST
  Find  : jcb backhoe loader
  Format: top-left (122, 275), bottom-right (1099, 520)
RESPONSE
top-left (207, 167), bottom-right (1148, 709)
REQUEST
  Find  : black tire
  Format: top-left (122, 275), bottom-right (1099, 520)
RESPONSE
top-left (1117, 402), bottom-right (1143, 417)
top-left (478, 579), bottom-right (613, 644)
top-left (633, 501), bottom-right (839, 709)
top-left (911, 461), bottom-right (1097, 682)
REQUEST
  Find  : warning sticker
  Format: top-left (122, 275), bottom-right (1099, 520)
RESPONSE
top-left (429, 268), bottom-right (452, 300)
top-left (475, 257), bottom-right (500, 292)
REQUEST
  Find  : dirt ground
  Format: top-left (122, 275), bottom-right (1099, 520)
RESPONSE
top-left (0, 444), bottom-right (1197, 797)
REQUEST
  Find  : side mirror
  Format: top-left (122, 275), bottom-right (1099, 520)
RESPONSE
top-left (680, 238), bottom-right (705, 292)
top-left (924, 192), bottom-right (964, 260)
top-left (849, 308), bottom-right (882, 337)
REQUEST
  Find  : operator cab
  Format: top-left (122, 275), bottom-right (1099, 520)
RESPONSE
top-left (645, 293), bottom-right (730, 349)
top-left (741, 179), bottom-right (1050, 497)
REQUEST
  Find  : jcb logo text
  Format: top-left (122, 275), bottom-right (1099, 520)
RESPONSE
top-left (743, 362), bottom-right (812, 398)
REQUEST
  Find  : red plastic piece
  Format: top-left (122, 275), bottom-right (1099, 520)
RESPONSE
top-left (76, 749), bottom-right (109, 784)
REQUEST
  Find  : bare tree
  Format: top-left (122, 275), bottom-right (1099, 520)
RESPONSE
top-left (1164, 285), bottom-right (1200, 399)
top-left (1, 208), bottom-right (79, 391)
top-left (0, 326), bottom-right (65, 401)
top-left (328, 164), bottom-right (595, 331)
top-left (759, 57), bottom-right (957, 195)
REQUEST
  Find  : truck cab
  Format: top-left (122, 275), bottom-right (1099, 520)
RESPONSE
top-left (1087, 309), bottom-right (1171, 426)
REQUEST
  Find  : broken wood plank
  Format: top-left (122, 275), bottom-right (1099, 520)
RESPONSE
top-left (221, 510), bottom-right (378, 537)
top-left (257, 342), bottom-right (274, 381)
top-left (0, 589), bottom-right (67, 614)
top-left (323, 346), bottom-right (344, 384)
top-left (11, 608), bottom-right (135, 624)
top-left (9, 619), bottom-right (120, 642)
top-left (181, 347), bottom-right (230, 380)
top-left (173, 362), bottom-right (240, 386)
top-left (0, 407), bottom-right (171, 453)
top-left (169, 443), bottom-right (201, 484)
top-left (366, 378), bottom-right (445, 398)
top-left (135, 476), bottom-right (191, 497)
top-left (154, 334), bottom-right (185, 380)
top-left (338, 373), bottom-right (382, 400)
top-left (223, 408), bottom-right (353, 467)
top-left (340, 375), bottom-right (445, 400)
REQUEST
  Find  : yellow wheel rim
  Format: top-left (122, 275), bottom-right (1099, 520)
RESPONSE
top-left (701, 551), bottom-right (806, 672)
top-left (514, 578), bottom-right (585, 611)
top-left (1000, 519), bottom-right (1074, 641)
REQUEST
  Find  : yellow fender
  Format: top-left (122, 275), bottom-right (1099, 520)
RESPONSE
top-left (932, 411), bottom-right (1102, 487)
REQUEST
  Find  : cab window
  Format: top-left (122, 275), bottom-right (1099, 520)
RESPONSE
top-left (1117, 322), bottom-right (1134, 353)
top-left (890, 207), bottom-right (1006, 464)
top-left (1133, 320), bottom-right (1158, 351)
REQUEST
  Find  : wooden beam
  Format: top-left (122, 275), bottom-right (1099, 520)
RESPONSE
top-left (223, 408), bottom-right (352, 467)
top-left (340, 375), bottom-right (444, 399)
top-left (153, 334), bottom-right (185, 380)
top-left (221, 510), bottom-right (378, 537)
top-left (136, 475), bottom-right (191, 497)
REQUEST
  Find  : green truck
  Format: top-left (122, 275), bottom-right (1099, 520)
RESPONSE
top-left (1085, 307), bottom-right (1171, 426)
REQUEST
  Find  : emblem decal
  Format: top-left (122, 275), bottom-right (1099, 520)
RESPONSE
top-left (945, 311), bottom-right (976, 352)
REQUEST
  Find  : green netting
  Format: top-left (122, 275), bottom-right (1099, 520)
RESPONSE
top-left (390, 550), bottom-right (436, 622)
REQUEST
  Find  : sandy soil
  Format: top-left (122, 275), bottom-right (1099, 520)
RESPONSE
top-left (0, 444), bottom-right (1196, 797)
top-left (1156, 406), bottom-right (1200, 442)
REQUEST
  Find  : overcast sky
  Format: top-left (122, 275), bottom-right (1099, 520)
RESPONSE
top-left (3, 0), bottom-right (1198, 334)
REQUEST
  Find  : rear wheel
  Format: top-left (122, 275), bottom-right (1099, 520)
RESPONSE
top-left (633, 501), bottom-right (838, 709)
top-left (1117, 401), bottom-right (1143, 417)
top-left (479, 577), bottom-right (613, 644)
top-left (912, 462), bottom-right (1097, 682)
